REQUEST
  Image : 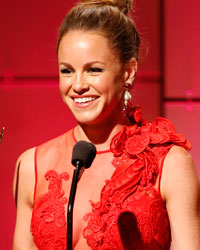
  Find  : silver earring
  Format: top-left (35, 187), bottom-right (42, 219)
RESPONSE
top-left (123, 83), bottom-right (132, 111)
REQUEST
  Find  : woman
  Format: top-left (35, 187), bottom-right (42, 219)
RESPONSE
top-left (13, 0), bottom-right (200, 249)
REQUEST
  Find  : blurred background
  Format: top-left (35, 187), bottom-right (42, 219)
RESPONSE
top-left (0, 0), bottom-right (199, 248)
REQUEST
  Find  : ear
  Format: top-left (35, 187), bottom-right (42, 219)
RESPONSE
top-left (124, 58), bottom-right (138, 87)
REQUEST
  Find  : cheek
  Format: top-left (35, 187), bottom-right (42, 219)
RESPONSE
top-left (59, 78), bottom-right (71, 97)
top-left (106, 76), bottom-right (124, 99)
top-left (98, 74), bottom-right (123, 92)
top-left (101, 83), bottom-right (124, 104)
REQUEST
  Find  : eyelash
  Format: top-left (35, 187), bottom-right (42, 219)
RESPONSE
top-left (60, 67), bottom-right (104, 74)
top-left (88, 68), bottom-right (104, 73)
top-left (60, 68), bottom-right (72, 74)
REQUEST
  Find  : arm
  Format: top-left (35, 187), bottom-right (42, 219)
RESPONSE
top-left (13, 148), bottom-right (37, 250)
top-left (161, 145), bottom-right (200, 250)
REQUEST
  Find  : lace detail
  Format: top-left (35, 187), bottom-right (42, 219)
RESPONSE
top-left (31, 170), bottom-right (69, 250)
top-left (83, 109), bottom-right (191, 249)
top-left (31, 107), bottom-right (191, 249)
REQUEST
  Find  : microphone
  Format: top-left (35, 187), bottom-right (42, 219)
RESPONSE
top-left (67, 141), bottom-right (96, 250)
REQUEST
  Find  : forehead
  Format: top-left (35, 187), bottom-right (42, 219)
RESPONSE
top-left (58, 30), bottom-right (119, 62)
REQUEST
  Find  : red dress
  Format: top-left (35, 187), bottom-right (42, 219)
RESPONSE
top-left (31, 109), bottom-right (191, 249)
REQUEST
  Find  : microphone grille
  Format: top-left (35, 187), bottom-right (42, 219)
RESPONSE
top-left (72, 141), bottom-right (96, 168)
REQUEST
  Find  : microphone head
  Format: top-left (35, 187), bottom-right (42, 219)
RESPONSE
top-left (72, 141), bottom-right (96, 168)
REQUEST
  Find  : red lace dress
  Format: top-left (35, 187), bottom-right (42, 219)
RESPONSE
top-left (31, 109), bottom-right (191, 250)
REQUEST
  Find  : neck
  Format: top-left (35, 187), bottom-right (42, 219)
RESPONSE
top-left (74, 112), bottom-right (131, 151)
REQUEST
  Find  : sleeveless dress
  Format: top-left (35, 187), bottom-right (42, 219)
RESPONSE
top-left (31, 108), bottom-right (191, 250)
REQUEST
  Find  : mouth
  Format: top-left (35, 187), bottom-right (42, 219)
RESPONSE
top-left (72, 96), bottom-right (98, 104)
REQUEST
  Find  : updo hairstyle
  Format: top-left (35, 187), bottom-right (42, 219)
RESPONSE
top-left (57, 0), bottom-right (140, 63)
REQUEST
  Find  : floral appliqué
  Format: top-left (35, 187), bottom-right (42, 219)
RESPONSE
top-left (31, 170), bottom-right (69, 250)
top-left (83, 107), bottom-right (191, 249)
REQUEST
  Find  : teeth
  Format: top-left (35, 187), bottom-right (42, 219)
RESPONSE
top-left (74, 97), bottom-right (96, 103)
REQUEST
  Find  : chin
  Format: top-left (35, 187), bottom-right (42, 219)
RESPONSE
top-left (72, 112), bottom-right (95, 124)
top-left (70, 107), bottom-right (105, 125)
top-left (74, 113), bottom-right (107, 126)
top-left (69, 103), bottom-right (118, 126)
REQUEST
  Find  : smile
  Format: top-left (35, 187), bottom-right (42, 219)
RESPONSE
top-left (73, 97), bottom-right (97, 103)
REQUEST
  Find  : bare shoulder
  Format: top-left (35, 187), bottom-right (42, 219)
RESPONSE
top-left (161, 145), bottom-right (200, 203)
top-left (13, 147), bottom-right (36, 206)
top-left (165, 144), bottom-right (194, 165)
top-left (160, 145), bottom-right (200, 248)
top-left (13, 147), bottom-right (38, 249)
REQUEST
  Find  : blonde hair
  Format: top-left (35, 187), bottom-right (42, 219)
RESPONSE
top-left (57, 0), bottom-right (140, 62)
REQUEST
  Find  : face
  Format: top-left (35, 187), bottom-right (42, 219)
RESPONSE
top-left (58, 30), bottom-right (127, 125)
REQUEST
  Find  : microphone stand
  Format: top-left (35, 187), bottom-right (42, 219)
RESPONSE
top-left (67, 161), bottom-right (83, 250)
top-left (67, 140), bottom-right (96, 250)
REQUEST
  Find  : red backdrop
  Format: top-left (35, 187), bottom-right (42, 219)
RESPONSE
top-left (0, 0), bottom-right (199, 249)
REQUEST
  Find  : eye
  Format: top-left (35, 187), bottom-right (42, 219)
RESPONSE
top-left (88, 68), bottom-right (104, 73)
top-left (60, 68), bottom-right (73, 74)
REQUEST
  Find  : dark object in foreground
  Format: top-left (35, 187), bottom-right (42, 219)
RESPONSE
top-left (67, 141), bottom-right (96, 250)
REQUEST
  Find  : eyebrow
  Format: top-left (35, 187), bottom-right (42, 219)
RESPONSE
top-left (59, 61), bottom-right (106, 67)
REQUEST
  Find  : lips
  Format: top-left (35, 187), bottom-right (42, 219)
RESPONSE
top-left (74, 97), bottom-right (96, 103)
top-left (71, 95), bottom-right (99, 105)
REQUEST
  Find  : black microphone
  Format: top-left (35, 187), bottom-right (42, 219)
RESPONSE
top-left (67, 141), bottom-right (96, 250)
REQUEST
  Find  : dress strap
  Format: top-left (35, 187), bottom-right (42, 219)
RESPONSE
top-left (158, 144), bottom-right (174, 194)
top-left (33, 146), bottom-right (38, 204)
top-left (14, 161), bottom-right (21, 206)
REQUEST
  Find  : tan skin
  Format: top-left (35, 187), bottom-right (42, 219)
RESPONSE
top-left (13, 30), bottom-right (200, 250)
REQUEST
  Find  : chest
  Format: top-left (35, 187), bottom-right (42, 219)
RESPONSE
top-left (31, 152), bottom-right (116, 248)
top-left (31, 147), bottom-right (170, 249)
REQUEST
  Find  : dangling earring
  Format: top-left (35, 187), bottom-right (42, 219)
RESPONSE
top-left (123, 83), bottom-right (132, 112)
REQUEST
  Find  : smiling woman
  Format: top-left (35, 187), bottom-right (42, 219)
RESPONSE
top-left (13, 0), bottom-right (200, 250)
top-left (58, 30), bottom-right (131, 127)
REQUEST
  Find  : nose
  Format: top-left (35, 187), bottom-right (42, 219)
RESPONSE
top-left (72, 72), bottom-right (89, 94)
